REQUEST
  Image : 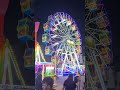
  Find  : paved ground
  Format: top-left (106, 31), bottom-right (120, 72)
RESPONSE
top-left (54, 76), bottom-right (85, 90)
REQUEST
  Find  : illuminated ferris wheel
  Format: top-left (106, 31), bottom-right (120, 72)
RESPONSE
top-left (42, 12), bottom-right (83, 75)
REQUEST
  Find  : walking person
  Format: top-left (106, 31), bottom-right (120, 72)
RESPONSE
top-left (74, 76), bottom-right (80, 90)
top-left (63, 74), bottom-right (76, 90)
top-left (42, 76), bottom-right (56, 90)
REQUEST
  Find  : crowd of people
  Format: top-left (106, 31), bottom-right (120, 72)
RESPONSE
top-left (35, 68), bottom-right (84, 90)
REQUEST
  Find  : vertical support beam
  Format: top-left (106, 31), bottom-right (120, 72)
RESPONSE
top-left (90, 49), bottom-right (106, 90)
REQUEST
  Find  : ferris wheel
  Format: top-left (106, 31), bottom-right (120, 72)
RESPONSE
top-left (85, 0), bottom-right (114, 89)
top-left (42, 12), bottom-right (83, 75)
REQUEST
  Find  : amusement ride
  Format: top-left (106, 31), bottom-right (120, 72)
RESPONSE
top-left (85, 0), bottom-right (115, 89)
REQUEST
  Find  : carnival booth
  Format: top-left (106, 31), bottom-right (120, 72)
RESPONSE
top-left (35, 62), bottom-right (55, 79)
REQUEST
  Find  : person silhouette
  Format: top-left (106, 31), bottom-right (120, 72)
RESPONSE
top-left (42, 76), bottom-right (55, 90)
top-left (63, 74), bottom-right (76, 90)
top-left (35, 68), bottom-right (43, 90)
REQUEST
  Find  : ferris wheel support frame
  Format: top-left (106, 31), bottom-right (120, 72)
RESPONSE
top-left (1, 39), bottom-right (25, 85)
top-left (85, 0), bottom-right (115, 89)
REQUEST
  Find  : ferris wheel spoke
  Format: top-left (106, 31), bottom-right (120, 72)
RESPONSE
top-left (86, 10), bottom-right (97, 21)
top-left (85, 11), bottom-right (93, 22)
top-left (50, 35), bottom-right (63, 40)
top-left (87, 27), bottom-right (109, 33)
top-left (50, 39), bottom-right (60, 44)
top-left (86, 11), bottom-right (106, 25)
top-left (86, 13), bottom-right (105, 26)
top-left (86, 22), bottom-right (109, 33)
top-left (87, 32), bottom-right (111, 51)
top-left (52, 40), bottom-right (66, 48)
top-left (56, 42), bottom-right (63, 52)
top-left (50, 29), bottom-right (61, 37)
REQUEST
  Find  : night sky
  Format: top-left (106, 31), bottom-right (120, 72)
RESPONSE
top-left (3, 0), bottom-right (120, 86)
top-left (103, 0), bottom-right (120, 65)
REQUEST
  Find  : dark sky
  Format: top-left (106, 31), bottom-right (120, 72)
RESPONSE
top-left (103, 0), bottom-right (120, 63)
